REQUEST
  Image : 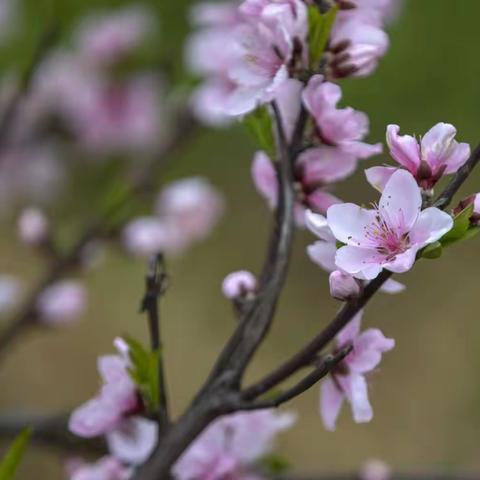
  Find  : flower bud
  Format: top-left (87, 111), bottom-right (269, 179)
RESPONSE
top-left (329, 270), bottom-right (360, 300)
top-left (454, 193), bottom-right (480, 225)
top-left (222, 271), bottom-right (258, 300)
top-left (360, 459), bottom-right (391, 480)
top-left (36, 281), bottom-right (87, 326)
top-left (17, 207), bottom-right (50, 247)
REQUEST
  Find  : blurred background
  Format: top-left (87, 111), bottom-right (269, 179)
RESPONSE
top-left (1, 0), bottom-right (480, 478)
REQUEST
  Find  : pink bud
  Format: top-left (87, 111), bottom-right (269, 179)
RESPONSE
top-left (329, 270), bottom-right (360, 301)
top-left (17, 207), bottom-right (49, 246)
top-left (222, 271), bottom-right (258, 299)
top-left (36, 281), bottom-right (87, 326)
top-left (360, 459), bottom-right (391, 480)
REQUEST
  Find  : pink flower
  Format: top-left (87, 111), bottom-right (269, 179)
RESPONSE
top-left (75, 6), bottom-right (153, 66)
top-left (69, 340), bottom-right (138, 438)
top-left (327, 170), bottom-right (453, 280)
top-left (222, 271), bottom-right (258, 299)
top-left (107, 416), bottom-right (157, 465)
top-left (76, 76), bottom-right (164, 154)
top-left (123, 177), bottom-right (224, 257)
top-left (329, 16), bottom-right (389, 78)
top-left (320, 310), bottom-right (394, 431)
top-left (367, 123), bottom-right (471, 191)
top-left (69, 456), bottom-right (131, 480)
top-left (224, 0), bottom-right (308, 116)
top-left (17, 207), bottom-right (50, 246)
top-left (252, 150), bottom-right (345, 226)
top-left (329, 270), bottom-right (360, 301)
top-left (173, 410), bottom-right (295, 480)
top-left (305, 210), bottom-right (405, 294)
top-left (36, 281), bottom-right (87, 326)
top-left (302, 75), bottom-right (382, 160)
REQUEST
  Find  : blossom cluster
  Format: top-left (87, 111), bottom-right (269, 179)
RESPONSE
top-left (68, 340), bottom-right (294, 479)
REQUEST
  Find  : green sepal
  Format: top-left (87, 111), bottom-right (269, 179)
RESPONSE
top-left (0, 428), bottom-right (32, 480)
top-left (440, 204), bottom-right (474, 247)
top-left (308, 4), bottom-right (339, 68)
top-left (420, 241), bottom-right (443, 259)
top-left (244, 106), bottom-right (275, 158)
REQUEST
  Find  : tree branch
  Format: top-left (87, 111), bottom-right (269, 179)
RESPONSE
top-left (273, 473), bottom-right (480, 480)
top-left (0, 412), bottom-right (106, 457)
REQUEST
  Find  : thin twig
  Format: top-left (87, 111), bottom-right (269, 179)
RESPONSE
top-left (238, 346), bottom-right (352, 409)
top-left (0, 412), bottom-right (106, 457)
top-left (140, 254), bottom-right (169, 429)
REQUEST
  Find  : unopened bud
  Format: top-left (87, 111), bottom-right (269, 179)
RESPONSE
top-left (360, 459), bottom-right (391, 480)
top-left (17, 207), bottom-right (50, 246)
top-left (329, 270), bottom-right (360, 301)
top-left (222, 270), bottom-right (258, 300)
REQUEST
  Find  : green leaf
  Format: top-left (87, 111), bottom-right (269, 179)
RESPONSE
top-left (258, 454), bottom-right (291, 475)
top-left (440, 204), bottom-right (473, 247)
top-left (0, 428), bottom-right (32, 480)
top-left (122, 336), bottom-right (160, 411)
top-left (420, 241), bottom-right (443, 259)
top-left (308, 4), bottom-right (339, 68)
top-left (244, 106), bottom-right (275, 158)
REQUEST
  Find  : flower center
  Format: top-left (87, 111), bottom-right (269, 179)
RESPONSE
top-left (362, 206), bottom-right (410, 260)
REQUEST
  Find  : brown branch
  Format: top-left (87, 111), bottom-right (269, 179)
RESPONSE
top-left (140, 254), bottom-right (170, 430)
top-left (132, 99), bottom-right (302, 480)
top-left (0, 412), bottom-right (106, 457)
top-left (243, 140), bottom-right (480, 401)
top-left (237, 346), bottom-right (352, 410)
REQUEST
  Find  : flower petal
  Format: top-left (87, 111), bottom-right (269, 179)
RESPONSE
top-left (251, 151), bottom-right (278, 207)
top-left (349, 329), bottom-right (395, 373)
top-left (335, 245), bottom-right (383, 280)
top-left (365, 166), bottom-right (398, 192)
top-left (299, 146), bottom-right (357, 184)
top-left (327, 203), bottom-right (377, 246)
top-left (308, 189), bottom-right (342, 215)
top-left (342, 373), bottom-right (373, 424)
top-left (319, 376), bottom-right (344, 431)
top-left (380, 278), bottom-right (405, 294)
top-left (409, 207), bottom-right (453, 245)
top-left (337, 310), bottom-right (363, 347)
top-left (307, 241), bottom-right (337, 272)
top-left (379, 169), bottom-right (421, 232)
top-left (386, 124), bottom-right (420, 172)
top-left (305, 210), bottom-right (336, 242)
top-left (383, 246), bottom-right (419, 273)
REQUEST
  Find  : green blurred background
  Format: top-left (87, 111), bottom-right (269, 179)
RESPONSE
top-left (2, 0), bottom-right (480, 478)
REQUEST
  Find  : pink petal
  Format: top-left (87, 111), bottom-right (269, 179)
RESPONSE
top-left (409, 207), bottom-right (453, 245)
top-left (274, 78), bottom-right (303, 141)
top-left (308, 189), bottom-right (342, 215)
top-left (337, 310), bottom-right (363, 346)
top-left (251, 151), bottom-right (278, 207)
top-left (380, 278), bottom-right (405, 294)
top-left (299, 146), bottom-right (357, 184)
top-left (305, 210), bottom-right (336, 242)
top-left (365, 166), bottom-right (398, 192)
top-left (107, 417), bottom-right (158, 465)
top-left (69, 398), bottom-right (120, 437)
top-left (379, 169), bottom-right (421, 232)
top-left (335, 245), bottom-right (383, 280)
top-left (443, 141), bottom-right (471, 174)
top-left (349, 329), bottom-right (395, 373)
top-left (382, 246), bottom-right (419, 273)
top-left (307, 241), bottom-right (337, 272)
top-left (327, 203), bottom-right (378, 246)
top-left (386, 124), bottom-right (420, 172)
top-left (319, 376), bottom-right (344, 431)
top-left (340, 141), bottom-right (383, 160)
top-left (342, 373), bottom-right (373, 424)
